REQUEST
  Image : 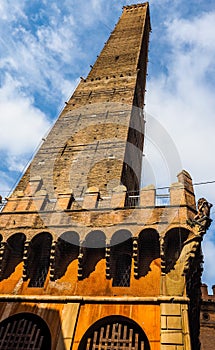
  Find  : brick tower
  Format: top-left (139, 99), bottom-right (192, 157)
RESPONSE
top-left (0, 3), bottom-right (212, 350)
top-left (200, 283), bottom-right (215, 350)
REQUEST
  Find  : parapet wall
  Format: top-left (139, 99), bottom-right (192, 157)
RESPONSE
top-left (201, 283), bottom-right (215, 300)
top-left (1, 169), bottom-right (196, 213)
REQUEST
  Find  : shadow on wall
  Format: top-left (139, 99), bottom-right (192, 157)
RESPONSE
top-left (138, 229), bottom-right (160, 277)
top-left (0, 233), bottom-right (25, 280)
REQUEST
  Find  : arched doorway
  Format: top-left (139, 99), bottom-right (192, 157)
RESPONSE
top-left (0, 313), bottom-right (51, 349)
top-left (78, 316), bottom-right (150, 350)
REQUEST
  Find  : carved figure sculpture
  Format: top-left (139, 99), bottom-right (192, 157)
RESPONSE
top-left (194, 198), bottom-right (213, 221)
top-left (187, 198), bottom-right (213, 235)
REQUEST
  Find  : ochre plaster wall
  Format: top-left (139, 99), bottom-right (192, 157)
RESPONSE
top-left (72, 304), bottom-right (160, 350)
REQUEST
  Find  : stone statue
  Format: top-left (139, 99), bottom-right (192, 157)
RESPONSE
top-left (194, 198), bottom-right (213, 221)
top-left (187, 198), bottom-right (213, 234)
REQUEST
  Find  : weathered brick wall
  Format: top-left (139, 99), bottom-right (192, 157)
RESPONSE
top-left (12, 4), bottom-right (150, 201)
top-left (200, 285), bottom-right (215, 350)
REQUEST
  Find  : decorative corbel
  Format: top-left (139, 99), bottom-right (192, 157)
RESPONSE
top-left (0, 241), bottom-right (6, 279)
top-left (105, 242), bottom-right (111, 280)
top-left (50, 240), bottom-right (58, 281)
top-left (23, 240), bottom-right (31, 281)
top-left (133, 237), bottom-right (139, 279)
top-left (78, 242), bottom-right (85, 280)
top-left (159, 235), bottom-right (166, 275)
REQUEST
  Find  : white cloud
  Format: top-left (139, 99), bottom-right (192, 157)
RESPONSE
top-left (36, 15), bottom-right (78, 63)
top-left (0, 0), bottom-right (26, 21)
top-left (168, 12), bottom-right (215, 51)
top-left (202, 227), bottom-right (215, 290)
top-left (145, 9), bottom-right (215, 287)
top-left (0, 171), bottom-right (14, 194)
top-left (0, 75), bottom-right (50, 156)
top-left (146, 10), bottom-right (215, 192)
top-left (0, 3), bottom-right (82, 107)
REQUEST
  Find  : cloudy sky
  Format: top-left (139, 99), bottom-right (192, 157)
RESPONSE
top-left (0, 0), bottom-right (215, 289)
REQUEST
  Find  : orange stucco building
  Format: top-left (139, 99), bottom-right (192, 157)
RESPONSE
top-left (0, 3), bottom-right (212, 349)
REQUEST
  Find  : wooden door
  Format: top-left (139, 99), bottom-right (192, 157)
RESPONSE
top-left (84, 321), bottom-right (147, 350)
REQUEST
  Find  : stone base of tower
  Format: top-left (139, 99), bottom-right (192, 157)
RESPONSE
top-left (0, 170), bottom-right (210, 349)
top-left (0, 296), bottom-right (193, 350)
top-left (160, 301), bottom-right (191, 350)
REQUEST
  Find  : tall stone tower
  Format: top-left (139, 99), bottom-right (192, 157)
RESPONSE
top-left (0, 3), bottom-right (212, 350)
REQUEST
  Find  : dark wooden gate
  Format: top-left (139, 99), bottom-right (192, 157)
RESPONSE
top-left (82, 319), bottom-right (148, 350)
top-left (0, 313), bottom-right (51, 350)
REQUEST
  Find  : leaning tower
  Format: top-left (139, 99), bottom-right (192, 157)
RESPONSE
top-left (0, 3), bottom-right (212, 349)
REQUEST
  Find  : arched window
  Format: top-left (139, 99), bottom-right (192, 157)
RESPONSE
top-left (28, 233), bottom-right (52, 287)
top-left (138, 229), bottom-right (160, 277)
top-left (113, 254), bottom-right (131, 287)
top-left (165, 228), bottom-right (189, 273)
top-left (78, 316), bottom-right (150, 350)
top-left (53, 231), bottom-right (80, 280)
top-left (0, 313), bottom-right (51, 349)
top-left (0, 233), bottom-right (25, 280)
top-left (111, 231), bottom-right (132, 287)
top-left (81, 231), bottom-right (106, 279)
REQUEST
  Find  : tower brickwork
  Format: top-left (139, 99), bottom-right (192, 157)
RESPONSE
top-left (200, 284), bottom-right (215, 350)
top-left (14, 3), bottom-right (150, 200)
top-left (0, 3), bottom-right (211, 350)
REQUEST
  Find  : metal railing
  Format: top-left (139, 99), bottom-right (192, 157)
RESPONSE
top-left (126, 192), bottom-right (170, 208)
top-left (155, 194), bottom-right (170, 206)
top-left (125, 194), bottom-right (140, 207)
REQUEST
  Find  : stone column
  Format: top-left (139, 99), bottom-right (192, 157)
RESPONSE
top-left (56, 303), bottom-right (81, 350)
top-left (160, 301), bottom-right (192, 350)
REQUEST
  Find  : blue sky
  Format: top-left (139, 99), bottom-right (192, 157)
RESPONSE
top-left (0, 0), bottom-right (215, 289)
